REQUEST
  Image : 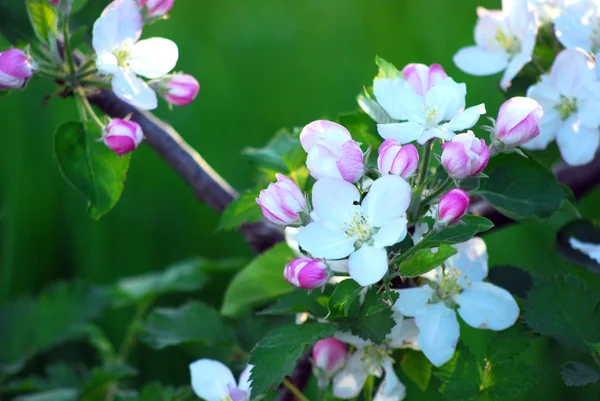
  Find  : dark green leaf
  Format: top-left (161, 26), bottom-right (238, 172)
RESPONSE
top-left (26, 0), bottom-right (57, 44)
top-left (338, 287), bottom-right (395, 343)
top-left (486, 360), bottom-right (542, 400)
top-left (15, 389), bottom-right (78, 401)
top-left (249, 323), bottom-right (336, 397)
top-left (400, 350), bottom-right (432, 392)
top-left (478, 153), bottom-right (567, 221)
top-left (69, 25), bottom-right (88, 49)
top-left (435, 350), bottom-right (480, 401)
top-left (80, 363), bottom-right (137, 399)
top-left (338, 111), bottom-right (382, 150)
top-left (327, 279), bottom-right (362, 318)
top-left (243, 128), bottom-right (304, 173)
top-left (458, 318), bottom-right (496, 363)
top-left (55, 121), bottom-right (131, 220)
top-left (141, 301), bottom-right (236, 350)
top-left (357, 93), bottom-right (393, 124)
top-left (221, 244), bottom-right (295, 317)
top-left (258, 289), bottom-right (328, 318)
top-left (556, 219), bottom-right (600, 274)
top-left (523, 274), bottom-right (600, 352)
top-left (486, 325), bottom-right (532, 364)
top-left (71, 0), bottom-right (89, 14)
top-left (375, 56), bottom-right (402, 79)
top-left (561, 362), bottom-right (600, 386)
top-left (427, 216), bottom-right (494, 246)
top-left (398, 244), bottom-right (457, 278)
top-left (218, 191), bottom-right (263, 231)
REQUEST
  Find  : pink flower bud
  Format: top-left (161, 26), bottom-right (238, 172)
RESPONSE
top-left (300, 120), bottom-right (364, 183)
top-left (438, 189), bottom-right (470, 226)
top-left (256, 174), bottom-right (307, 226)
top-left (283, 258), bottom-right (328, 289)
top-left (377, 139), bottom-right (419, 178)
top-left (441, 131), bottom-right (490, 179)
top-left (402, 63), bottom-right (448, 96)
top-left (139, 0), bottom-right (174, 17)
top-left (103, 119), bottom-right (144, 156)
top-left (0, 49), bottom-right (34, 89)
top-left (160, 74), bottom-right (200, 106)
top-left (494, 97), bottom-right (543, 146)
top-left (313, 338), bottom-right (348, 375)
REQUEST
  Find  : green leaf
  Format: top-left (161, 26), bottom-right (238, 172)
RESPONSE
top-left (25, 0), bottom-right (57, 44)
top-left (221, 243), bottom-right (295, 317)
top-left (478, 153), bottom-right (567, 221)
top-left (243, 128), bottom-right (305, 174)
top-left (141, 301), bottom-right (236, 350)
top-left (15, 389), bottom-right (78, 401)
top-left (398, 244), bottom-right (457, 278)
top-left (327, 279), bottom-right (362, 318)
top-left (523, 274), bottom-right (600, 352)
top-left (556, 219), bottom-right (600, 274)
top-left (338, 287), bottom-right (395, 343)
top-left (218, 191), bottom-right (263, 231)
top-left (80, 363), bottom-right (137, 399)
top-left (357, 92), bottom-right (393, 124)
top-left (427, 216), bottom-right (494, 246)
top-left (69, 25), bottom-right (88, 49)
top-left (400, 350), bottom-right (432, 392)
top-left (561, 362), bottom-right (600, 386)
top-left (435, 350), bottom-right (480, 401)
top-left (71, 0), bottom-right (89, 14)
top-left (258, 289), bottom-right (328, 318)
top-left (485, 325), bottom-right (532, 364)
top-left (54, 121), bottom-right (131, 220)
top-left (249, 323), bottom-right (336, 397)
top-left (338, 111), bottom-right (383, 149)
top-left (485, 360), bottom-right (542, 400)
top-left (138, 383), bottom-right (193, 401)
top-left (375, 56), bottom-right (402, 80)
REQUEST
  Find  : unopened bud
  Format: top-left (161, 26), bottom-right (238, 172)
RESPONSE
top-left (284, 258), bottom-right (328, 289)
top-left (103, 119), bottom-right (144, 156)
top-left (313, 338), bottom-right (348, 375)
top-left (158, 73), bottom-right (200, 106)
top-left (139, 0), bottom-right (174, 18)
top-left (377, 139), bottom-right (419, 178)
top-left (438, 189), bottom-right (470, 226)
top-left (256, 174), bottom-right (307, 226)
top-left (494, 97), bottom-right (543, 147)
top-left (0, 49), bottom-right (34, 89)
top-left (441, 131), bottom-right (489, 179)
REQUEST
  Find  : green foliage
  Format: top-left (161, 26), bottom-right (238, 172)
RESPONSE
top-left (556, 219), bottom-right (600, 274)
top-left (375, 56), bottom-right (403, 80)
top-left (136, 383), bottom-right (193, 401)
top-left (141, 301), bottom-right (236, 350)
top-left (400, 350), bottom-right (433, 392)
top-left (218, 191), bottom-right (264, 231)
top-left (54, 122), bottom-right (131, 220)
top-left (15, 389), bottom-right (78, 401)
top-left (357, 92), bottom-right (394, 124)
top-left (425, 216), bottom-right (494, 246)
top-left (523, 274), bottom-right (600, 352)
top-left (248, 323), bottom-right (336, 397)
top-left (398, 244), bottom-right (457, 278)
top-left (478, 153), bottom-right (567, 221)
top-left (338, 111), bottom-right (383, 150)
top-left (25, 0), bottom-right (57, 44)
top-left (221, 243), bottom-right (295, 317)
top-left (258, 288), bottom-right (328, 318)
top-left (243, 128), bottom-right (305, 176)
top-left (561, 362), bottom-right (600, 386)
top-left (327, 279), bottom-right (362, 318)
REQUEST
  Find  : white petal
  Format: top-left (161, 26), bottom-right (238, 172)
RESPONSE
top-left (373, 78), bottom-right (424, 121)
top-left (505, 0), bottom-right (532, 37)
top-left (348, 245), bottom-right (389, 286)
top-left (96, 52), bottom-right (120, 75)
top-left (449, 238), bottom-right (489, 287)
top-left (296, 222), bottom-right (355, 259)
top-left (393, 285), bottom-right (434, 317)
top-left (554, 8), bottom-right (593, 52)
top-left (578, 86), bottom-right (600, 128)
top-left (414, 303), bottom-right (459, 367)
top-left (377, 122), bottom-right (425, 144)
top-left (418, 128), bottom-right (454, 144)
top-left (373, 358), bottom-right (406, 401)
top-left (500, 51), bottom-right (531, 90)
top-left (453, 46), bottom-right (509, 76)
top-left (128, 38), bottom-right (179, 79)
top-left (373, 217), bottom-right (408, 247)
top-left (569, 237), bottom-right (600, 263)
top-left (425, 79), bottom-right (466, 122)
top-left (333, 352), bottom-right (369, 399)
top-left (551, 49), bottom-right (595, 98)
top-left (112, 69), bottom-right (158, 110)
top-left (361, 175), bottom-right (412, 227)
top-left (92, 0), bottom-right (142, 53)
top-left (312, 178), bottom-right (361, 226)
top-left (237, 365), bottom-right (253, 392)
top-left (328, 259), bottom-right (350, 273)
top-left (556, 115), bottom-right (600, 166)
top-left (444, 103), bottom-right (486, 131)
top-left (306, 145), bottom-right (344, 181)
top-left (520, 115), bottom-right (559, 150)
top-left (455, 282), bottom-right (519, 330)
top-left (190, 359), bottom-right (236, 401)
top-left (387, 316), bottom-right (419, 349)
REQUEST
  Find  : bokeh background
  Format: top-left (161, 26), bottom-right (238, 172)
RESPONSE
top-left (1, 0), bottom-right (599, 399)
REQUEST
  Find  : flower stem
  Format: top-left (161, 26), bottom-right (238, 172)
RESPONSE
top-left (76, 90), bottom-right (106, 129)
top-left (421, 177), bottom-right (452, 206)
top-left (118, 297), bottom-right (154, 361)
top-left (391, 227), bottom-right (438, 267)
top-left (282, 378), bottom-right (311, 401)
top-left (63, 18), bottom-right (76, 76)
top-left (408, 140), bottom-right (434, 223)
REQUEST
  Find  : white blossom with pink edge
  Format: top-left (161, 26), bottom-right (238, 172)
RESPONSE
top-left (139, 0), bottom-right (174, 18)
top-left (377, 139), bottom-right (419, 179)
top-left (441, 131), bottom-right (490, 179)
top-left (554, 0), bottom-right (600, 57)
top-left (393, 238), bottom-right (519, 367)
top-left (374, 63), bottom-right (485, 145)
top-left (156, 73), bottom-right (200, 106)
top-left (523, 49), bottom-right (600, 166)
top-left (92, 0), bottom-right (179, 110)
top-left (300, 120), bottom-right (365, 183)
top-left (453, 0), bottom-right (538, 91)
top-left (313, 338), bottom-right (348, 377)
top-left (0, 49), bottom-right (34, 89)
top-left (190, 359), bottom-right (253, 401)
top-left (296, 176), bottom-right (410, 286)
top-left (493, 97), bottom-right (543, 147)
top-left (256, 174), bottom-right (307, 226)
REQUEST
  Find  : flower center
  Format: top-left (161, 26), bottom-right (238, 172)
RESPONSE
top-left (555, 95), bottom-right (577, 120)
top-left (344, 212), bottom-right (378, 248)
top-left (421, 104), bottom-right (439, 128)
top-left (113, 48), bottom-right (131, 68)
top-left (494, 27), bottom-right (520, 56)
top-left (361, 344), bottom-right (391, 368)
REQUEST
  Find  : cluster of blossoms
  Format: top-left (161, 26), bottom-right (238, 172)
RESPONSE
top-left (251, 61), bottom-right (540, 399)
top-left (454, 0), bottom-right (600, 166)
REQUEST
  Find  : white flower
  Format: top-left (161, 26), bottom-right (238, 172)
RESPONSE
top-left (190, 359), bottom-right (253, 401)
top-left (554, 0), bottom-right (600, 54)
top-left (569, 237), bottom-right (600, 263)
top-left (393, 238), bottom-right (519, 367)
top-left (523, 48), bottom-right (600, 166)
top-left (374, 65), bottom-right (485, 145)
top-left (296, 176), bottom-right (411, 286)
top-left (530, 0), bottom-right (566, 23)
top-left (92, 0), bottom-right (179, 110)
top-left (333, 316), bottom-right (418, 401)
top-left (453, 0), bottom-right (538, 90)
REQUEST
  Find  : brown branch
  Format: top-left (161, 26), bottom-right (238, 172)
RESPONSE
top-left (87, 88), bottom-right (284, 253)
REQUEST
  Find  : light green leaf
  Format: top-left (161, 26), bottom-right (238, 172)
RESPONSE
top-left (398, 244), bottom-right (457, 278)
top-left (561, 362), bottom-right (600, 386)
top-left (485, 360), bottom-right (542, 400)
top-left (400, 350), bottom-right (432, 392)
top-left (338, 111), bottom-right (384, 149)
top-left (54, 121), bottom-right (131, 220)
top-left (426, 216), bottom-right (494, 246)
top-left (327, 279), bottom-right (362, 318)
top-left (357, 92), bottom-right (394, 124)
top-left (26, 0), bottom-right (57, 44)
top-left (258, 289), bottom-right (328, 318)
top-left (243, 128), bottom-right (305, 174)
top-left (221, 243), bottom-right (295, 317)
top-left (375, 56), bottom-right (403, 80)
top-left (337, 287), bottom-right (395, 343)
top-left (218, 191), bottom-right (263, 231)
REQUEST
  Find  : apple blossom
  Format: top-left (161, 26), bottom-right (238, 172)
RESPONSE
top-left (441, 131), bottom-right (489, 179)
top-left (284, 258), bottom-right (328, 289)
top-left (190, 359), bottom-right (253, 401)
top-left (155, 73), bottom-right (200, 106)
top-left (554, 0), bottom-right (600, 57)
top-left (374, 63), bottom-right (485, 144)
top-left (377, 139), bottom-right (419, 178)
top-left (438, 189), bottom-right (470, 226)
top-left (139, 0), bottom-right (174, 18)
top-left (313, 338), bottom-right (348, 375)
top-left (0, 49), bottom-right (34, 89)
top-left (393, 238), bottom-right (519, 367)
top-left (453, 0), bottom-right (538, 90)
top-left (523, 49), bottom-right (600, 166)
top-left (493, 97), bottom-right (543, 147)
top-left (300, 120), bottom-right (364, 183)
top-left (332, 316), bottom-right (418, 401)
top-left (92, 0), bottom-right (179, 110)
top-left (296, 176), bottom-right (411, 286)
top-left (530, 0), bottom-right (565, 23)
top-left (256, 174), bottom-right (307, 226)
top-left (103, 118), bottom-right (144, 156)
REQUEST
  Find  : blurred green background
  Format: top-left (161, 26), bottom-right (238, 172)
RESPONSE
top-left (1, 0), bottom-right (599, 399)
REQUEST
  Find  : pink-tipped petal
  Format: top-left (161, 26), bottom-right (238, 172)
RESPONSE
top-left (438, 189), bottom-right (470, 225)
